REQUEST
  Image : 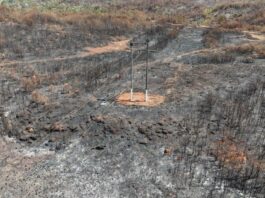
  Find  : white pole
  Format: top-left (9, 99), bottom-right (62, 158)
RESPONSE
top-left (130, 43), bottom-right (134, 101)
top-left (145, 39), bottom-right (149, 102)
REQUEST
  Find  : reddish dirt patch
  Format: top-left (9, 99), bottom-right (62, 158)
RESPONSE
top-left (214, 137), bottom-right (247, 170)
top-left (213, 136), bottom-right (265, 171)
top-left (116, 92), bottom-right (165, 107)
top-left (82, 39), bottom-right (130, 56)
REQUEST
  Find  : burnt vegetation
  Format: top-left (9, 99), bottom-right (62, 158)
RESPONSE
top-left (0, 0), bottom-right (265, 197)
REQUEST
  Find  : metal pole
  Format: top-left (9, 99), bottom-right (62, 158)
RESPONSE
top-left (145, 39), bottom-right (149, 102)
top-left (130, 42), bottom-right (133, 101)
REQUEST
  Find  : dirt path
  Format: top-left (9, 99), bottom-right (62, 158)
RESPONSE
top-left (0, 39), bottom-right (130, 67)
top-left (0, 27), bottom-right (260, 67)
top-left (174, 30), bottom-right (265, 60)
top-left (81, 39), bottom-right (129, 56)
top-left (244, 31), bottom-right (265, 41)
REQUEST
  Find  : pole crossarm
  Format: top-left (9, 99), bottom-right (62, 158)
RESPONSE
top-left (130, 41), bottom-right (148, 46)
top-left (136, 49), bottom-right (157, 52)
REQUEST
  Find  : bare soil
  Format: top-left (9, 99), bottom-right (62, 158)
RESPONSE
top-left (116, 92), bottom-right (165, 107)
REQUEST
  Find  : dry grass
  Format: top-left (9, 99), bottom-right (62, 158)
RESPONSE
top-left (62, 83), bottom-right (79, 96)
top-left (31, 91), bottom-right (49, 105)
top-left (202, 29), bottom-right (222, 48)
top-left (225, 43), bottom-right (254, 54)
top-left (61, 10), bottom-right (150, 34)
top-left (0, 34), bottom-right (5, 49)
top-left (21, 74), bottom-right (41, 92)
top-left (201, 51), bottom-right (235, 64)
top-left (255, 45), bottom-right (265, 58)
top-left (0, 6), bottom-right (151, 34)
top-left (21, 10), bottom-right (60, 26)
top-left (218, 18), bottom-right (265, 31)
top-left (214, 136), bottom-right (247, 170)
top-left (50, 122), bottom-right (65, 132)
top-left (209, 2), bottom-right (265, 31)
top-left (0, 6), bottom-right (10, 22)
top-left (0, 4), bottom-right (191, 35)
top-left (218, 20), bottom-right (243, 30)
top-left (213, 2), bottom-right (257, 12)
top-left (243, 10), bottom-right (265, 26)
top-left (214, 135), bottom-right (265, 172)
top-left (166, 26), bottom-right (182, 39)
top-left (224, 43), bottom-right (265, 58)
top-left (157, 14), bottom-right (187, 25)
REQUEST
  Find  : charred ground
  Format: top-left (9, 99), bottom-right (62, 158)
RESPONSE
top-left (0, 1), bottom-right (265, 197)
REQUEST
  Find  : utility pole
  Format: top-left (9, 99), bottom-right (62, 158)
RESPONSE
top-left (145, 39), bottom-right (149, 102)
top-left (130, 42), bottom-right (134, 101)
top-left (129, 38), bottom-right (154, 102)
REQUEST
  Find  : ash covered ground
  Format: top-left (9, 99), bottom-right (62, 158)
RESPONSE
top-left (0, 1), bottom-right (265, 197)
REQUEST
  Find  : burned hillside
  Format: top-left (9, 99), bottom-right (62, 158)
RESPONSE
top-left (0, 0), bottom-right (265, 197)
